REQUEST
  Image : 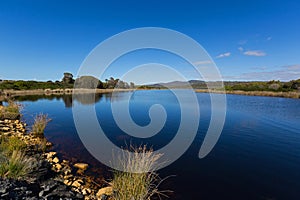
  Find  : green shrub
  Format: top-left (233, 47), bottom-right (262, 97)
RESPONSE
top-left (0, 136), bottom-right (26, 155)
top-left (0, 150), bottom-right (33, 179)
top-left (31, 113), bottom-right (51, 137)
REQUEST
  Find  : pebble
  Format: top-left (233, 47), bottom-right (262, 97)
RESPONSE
top-left (74, 163), bottom-right (89, 171)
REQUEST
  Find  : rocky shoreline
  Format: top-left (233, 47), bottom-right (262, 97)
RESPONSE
top-left (0, 119), bottom-right (113, 200)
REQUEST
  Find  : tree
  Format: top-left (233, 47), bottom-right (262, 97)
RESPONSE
top-left (62, 72), bottom-right (74, 84)
top-left (130, 82), bottom-right (135, 89)
top-left (106, 77), bottom-right (117, 89)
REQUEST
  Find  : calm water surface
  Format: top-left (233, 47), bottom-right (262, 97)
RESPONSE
top-left (17, 90), bottom-right (300, 200)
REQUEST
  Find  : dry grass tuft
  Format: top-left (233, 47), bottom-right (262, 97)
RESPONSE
top-left (111, 145), bottom-right (170, 200)
top-left (31, 113), bottom-right (51, 137)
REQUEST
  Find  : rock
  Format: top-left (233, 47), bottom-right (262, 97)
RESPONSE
top-left (82, 188), bottom-right (89, 195)
top-left (52, 157), bottom-right (59, 163)
top-left (96, 186), bottom-right (113, 197)
top-left (39, 190), bottom-right (45, 197)
top-left (86, 188), bottom-right (91, 194)
top-left (100, 194), bottom-right (109, 200)
top-left (64, 179), bottom-right (72, 186)
top-left (1, 127), bottom-right (10, 131)
top-left (0, 187), bottom-right (7, 193)
top-left (55, 163), bottom-right (62, 171)
top-left (77, 179), bottom-right (84, 184)
top-left (46, 151), bottom-right (57, 159)
top-left (64, 174), bottom-right (73, 180)
top-left (64, 169), bottom-right (72, 175)
top-left (62, 159), bottom-right (69, 165)
top-left (72, 180), bottom-right (82, 188)
top-left (46, 141), bottom-right (53, 147)
top-left (77, 169), bottom-right (85, 175)
top-left (74, 163), bottom-right (89, 171)
top-left (3, 132), bottom-right (11, 136)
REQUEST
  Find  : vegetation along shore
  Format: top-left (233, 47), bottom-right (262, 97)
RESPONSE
top-left (1, 72), bottom-right (299, 99)
top-left (0, 98), bottom-right (166, 200)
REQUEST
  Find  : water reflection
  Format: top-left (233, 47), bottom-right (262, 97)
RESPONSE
top-left (14, 92), bottom-right (131, 108)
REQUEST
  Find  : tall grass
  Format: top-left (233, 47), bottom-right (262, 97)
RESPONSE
top-left (0, 98), bottom-right (21, 119)
top-left (0, 150), bottom-right (33, 179)
top-left (0, 136), bottom-right (26, 154)
top-left (31, 113), bottom-right (51, 137)
top-left (111, 145), bottom-right (169, 200)
top-left (0, 133), bottom-right (34, 179)
top-left (5, 99), bottom-right (21, 114)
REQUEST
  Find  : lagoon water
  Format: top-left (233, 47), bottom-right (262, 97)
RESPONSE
top-left (18, 90), bottom-right (300, 199)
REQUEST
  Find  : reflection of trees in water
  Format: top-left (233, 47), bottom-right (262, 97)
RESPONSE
top-left (13, 94), bottom-right (102, 107)
top-left (72, 93), bottom-right (103, 105)
top-left (61, 95), bottom-right (72, 108)
top-left (14, 95), bottom-right (61, 102)
top-left (13, 92), bottom-right (133, 107)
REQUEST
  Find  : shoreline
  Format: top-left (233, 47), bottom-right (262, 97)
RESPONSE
top-left (1, 88), bottom-right (135, 96)
top-left (194, 89), bottom-right (300, 99)
top-left (1, 88), bottom-right (299, 99)
top-left (0, 115), bottom-right (112, 199)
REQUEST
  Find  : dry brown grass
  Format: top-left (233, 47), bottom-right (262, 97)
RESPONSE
top-left (31, 113), bottom-right (51, 137)
top-left (111, 145), bottom-right (170, 200)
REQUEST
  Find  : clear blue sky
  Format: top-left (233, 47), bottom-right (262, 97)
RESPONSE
top-left (0, 0), bottom-right (299, 83)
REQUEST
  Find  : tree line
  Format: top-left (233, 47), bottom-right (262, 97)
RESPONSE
top-left (224, 79), bottom-right (300, 92)
top-left (0, 72), bottom-right (135, 90)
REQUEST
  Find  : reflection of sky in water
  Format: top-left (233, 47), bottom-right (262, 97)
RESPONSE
top-left (16, 91), bottom-right (300, 199)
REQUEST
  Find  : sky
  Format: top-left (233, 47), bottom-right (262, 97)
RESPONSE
top-left (0, 0), bottom-right (300, 83)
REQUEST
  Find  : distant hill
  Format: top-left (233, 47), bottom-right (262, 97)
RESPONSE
top-left (146, 80), bottom-right (206, 89)
top-left (142, 79), bottom-right (300, 92)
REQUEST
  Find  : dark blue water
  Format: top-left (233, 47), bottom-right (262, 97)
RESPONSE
top-left (17, 91), bottom-right (300, 200)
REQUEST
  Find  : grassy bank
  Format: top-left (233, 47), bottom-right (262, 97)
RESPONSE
top-left (195, 89), bottom-right (300, 99)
